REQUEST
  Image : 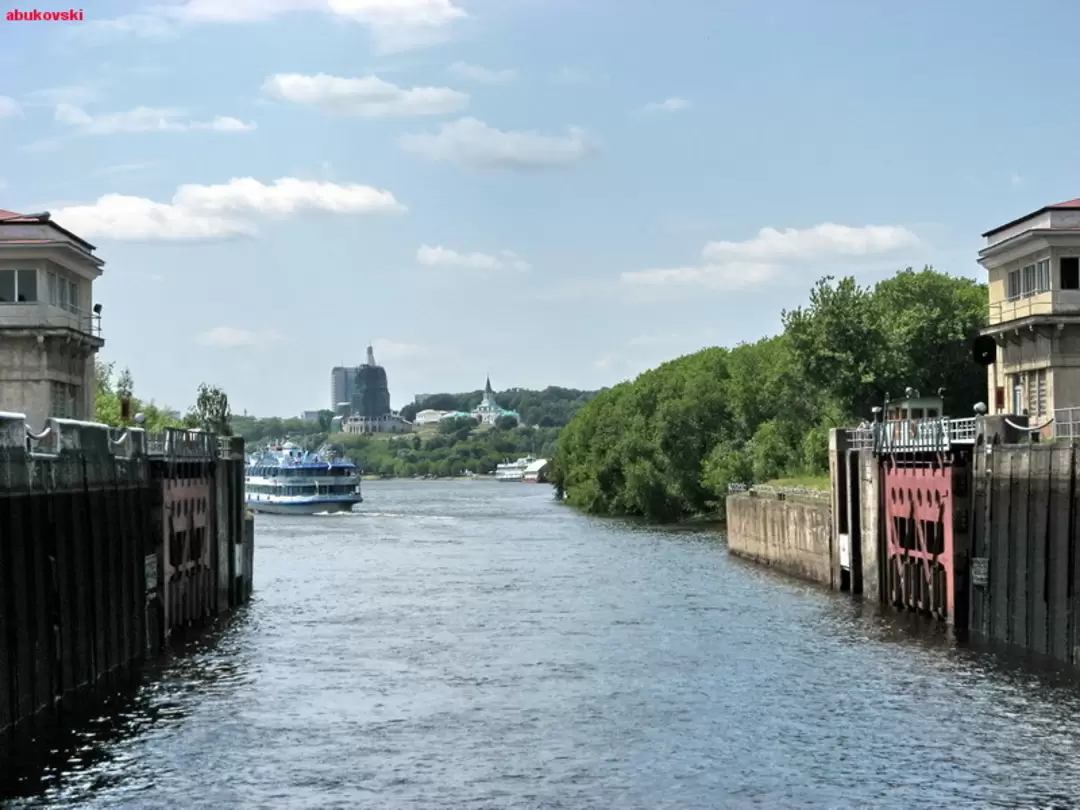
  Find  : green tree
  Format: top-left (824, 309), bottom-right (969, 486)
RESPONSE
top-left (93, 360), bottom-right (185, 431)
top-left (554, 265), bottom-right (989, 523)
top-left (191, 383), bottom-right (233, 436)
top-left (495, 414), bottom-right (519, 430)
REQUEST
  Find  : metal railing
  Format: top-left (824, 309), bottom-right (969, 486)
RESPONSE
top-left (844, 416), bottom-right (978, 454)
top-left (987, 292), bottom-right (1080, 326)
top-left (728, 482), bottom-right (830, 500)
top-left (145, 428), bottom-right (216, 459)
top-left (848, 427), bottom-right (874, 450)
top-left (988, 295), bottom-right (1052, 325)
top-left (0, 302), bottom-right (102, 338)
top-left (0, 413), bottom-right (149, 459)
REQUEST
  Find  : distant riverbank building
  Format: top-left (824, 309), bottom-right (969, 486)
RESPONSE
top-left (472, 376), bottom-right (519, 425)
top-left (334, 345), bottom-right (411, 434)
top-left (979, 198), bottom-right (1080, 426)
top-left (0, 209), bottom-right (105, 429)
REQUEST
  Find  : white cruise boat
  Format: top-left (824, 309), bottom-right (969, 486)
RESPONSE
top-left (494, 456), bottom-right (536, 482)
top-left (246, 441), bottom-right (362, 515)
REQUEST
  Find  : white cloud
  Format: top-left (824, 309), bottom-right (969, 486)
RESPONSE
top-left (55, 104), bottom-right (255, 135)
top-left (373, 338), bottom-right (428, 358)
top-left (0, 97), bottom-right (23, 119)
top-left (622, 263), bottom-right (778, 290)
top-left (261, 73), bottom-right (467, 117)
top-left (702, 223), bottom-right (919, 263)
top-left (448, 62), bottom-right (517, 84)
top-left (640, 97), bottom-right (690, 114)
top-left (53, 177), bottom-right (404, 242)
top-left (620, 223), bottom-right (920, 290)
top-left (400, 117), bottom-right (595, 169)
top-left (417, 245), bottom-right (530, 271)
top-left (197, 326), bottom-right (283, 348)
top-left (76, 0), bottom-right (466, 53)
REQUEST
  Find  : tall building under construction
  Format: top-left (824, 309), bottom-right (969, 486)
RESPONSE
top-left (330, 345), bottom-right (391, 418)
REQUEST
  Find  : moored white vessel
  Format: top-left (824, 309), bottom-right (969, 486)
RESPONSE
top-left (494, 456), bottom-right (536, 482)
top-left (245, 441), bottom-right (362, 515)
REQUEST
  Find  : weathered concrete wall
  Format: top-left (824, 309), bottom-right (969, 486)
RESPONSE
top-left (969, 440), bottom-right (1078, 665)
top-left (0, 415), bottom-right (152, 738)
top-left (1, 418), bottom-right (254, 743)
top-left (726, 493), bottom-right (834, 587)
top-left (857, 448), bottom-right (881, 603)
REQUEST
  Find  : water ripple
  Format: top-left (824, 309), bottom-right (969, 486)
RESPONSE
top-left (5, 479), bottom-right (1080, 808)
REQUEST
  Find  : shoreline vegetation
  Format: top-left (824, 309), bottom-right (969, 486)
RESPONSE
top-left (231, 387), bottom-right (600, 479)
top-left (551, 267), bottom-right (988, 523)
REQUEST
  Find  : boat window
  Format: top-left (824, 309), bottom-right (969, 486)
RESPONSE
top-left (910, 408), bottom-right (924, 419)
top-left (927, 408), bottom-right (938, 418)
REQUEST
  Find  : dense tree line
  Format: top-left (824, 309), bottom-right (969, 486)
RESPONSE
top-left (334, 421), bottom-right (558, 478)
top-left (553, 267), bottom-right (988, 523)
top-left (232, 411), bottom-right (334, 445)
top-left (230, 386), bottom-right (595, 450)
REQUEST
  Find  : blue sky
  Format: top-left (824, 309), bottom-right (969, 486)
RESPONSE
top-left (1, 0), bottom-right (1077, 416)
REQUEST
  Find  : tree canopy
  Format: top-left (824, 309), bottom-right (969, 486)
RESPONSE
top-left (94, 362), bottom-right (186, 431)
top-left (553, 266), bottom-right (988, 523)
top-left (333, 422), bottom-right (558, 479)
top-left (94, 362), bottom-right (236, 436)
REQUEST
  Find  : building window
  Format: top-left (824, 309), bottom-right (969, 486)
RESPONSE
top-left (1012, 375), bottom-right (1024, 414)
top-left (1008, 261), bottom-right (1052, 301)
top-left (50, 382), bottom-right (80, 419)
top-left (1015, 369), bottom-right (1049, 417)
top-left (1062, 257), bottom-right (1080, 290)
top-left (0, 269), bottom-right (39, 303)
top-left (45, 271), bottom-right (79, 312)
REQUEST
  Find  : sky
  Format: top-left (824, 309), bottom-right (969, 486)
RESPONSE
top-left (2, 0), bottom-right (1080, 417)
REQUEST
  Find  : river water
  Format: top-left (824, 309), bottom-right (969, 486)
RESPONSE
top-left (4, 480), bottom-right (1080, 809)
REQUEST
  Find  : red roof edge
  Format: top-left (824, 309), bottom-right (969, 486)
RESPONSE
top-left (983, 198), bottom-right (1080, 238)
top-left (0, 209), bottom-right (97, 252)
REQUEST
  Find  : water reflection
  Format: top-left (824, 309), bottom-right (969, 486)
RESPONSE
top-left (6, 481), bottom-right (1080, 809)
top-left (1, 611), bottom-right (255, 807)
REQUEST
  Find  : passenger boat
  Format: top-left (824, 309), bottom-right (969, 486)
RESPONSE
top-left (245, 441), bottom-right (362, 515)
top-left (494, 456), bottom-right (536, 482)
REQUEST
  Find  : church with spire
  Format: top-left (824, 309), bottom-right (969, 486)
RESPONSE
top-left (471, 375), bottom-right (519, 425)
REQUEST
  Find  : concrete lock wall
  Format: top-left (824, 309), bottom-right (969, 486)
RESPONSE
top-left (1, 418), bottom-right (254, 741)
top-left (725, 493), bottom-right (834, 587)
top-left (0, 416), bottom-right (154, 738)
top-left (969, 440), bottom-right (1080, 665)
